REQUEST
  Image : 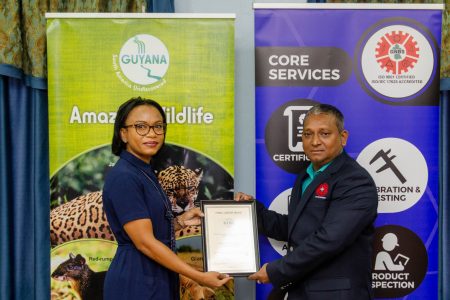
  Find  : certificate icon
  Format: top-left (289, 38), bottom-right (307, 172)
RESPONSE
top-left (201, 200), bottom-right (260, 276)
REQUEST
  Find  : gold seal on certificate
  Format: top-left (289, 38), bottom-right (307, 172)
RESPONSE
top-left (201, 200), bottom-right (260, 276)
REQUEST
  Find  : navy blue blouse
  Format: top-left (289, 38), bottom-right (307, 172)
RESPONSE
top-left (102, 150), bottom-right (179, 299)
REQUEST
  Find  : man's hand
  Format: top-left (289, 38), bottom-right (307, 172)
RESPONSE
top-left (234, 192), bottom-right (254, 201)
top-left (248, 263), bottom-right (270, 284)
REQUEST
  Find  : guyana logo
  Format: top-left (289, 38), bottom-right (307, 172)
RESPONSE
top-left (375, 31), bottom-right (419, 75)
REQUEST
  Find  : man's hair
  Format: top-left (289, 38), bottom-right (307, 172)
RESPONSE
top-left (111, 97), bottom-right (166, 156)
top-left (305, 104), bottom-right (345, 132)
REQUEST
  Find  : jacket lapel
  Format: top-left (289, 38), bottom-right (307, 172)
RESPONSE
top-left (288, 172), bottom-right (307, 213)
top-left (287, 152), bottom-right (348, 238)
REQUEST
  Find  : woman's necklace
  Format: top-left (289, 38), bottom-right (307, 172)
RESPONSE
top-left (138, 168), bottom-right (176, 251)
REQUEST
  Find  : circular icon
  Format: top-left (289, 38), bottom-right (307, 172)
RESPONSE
top-left (354, 18), bottom-right (439, 104)
top-left (268, 188), bottom-right (292, 256)
top-left (265, 99), bottom-right (319, 174)
top-left (51, 239), bottom-right (117, 299)
top-left (372, 225), bottom-right (428, 298)
top-left (119, 34), bottom-right (169, 85)
top-left (357, 138), bottom-right (428, 213)
top-left (361, 25), bottom-right (433, 99)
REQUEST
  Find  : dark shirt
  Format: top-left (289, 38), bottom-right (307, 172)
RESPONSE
top-left (102, 150), bottom-right (179, 300)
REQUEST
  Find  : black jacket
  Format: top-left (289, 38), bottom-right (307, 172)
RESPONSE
top-left (257, 151), bottom-right (378, 300)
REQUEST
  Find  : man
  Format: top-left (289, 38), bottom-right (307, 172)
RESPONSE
top-left (236, 104), bottom-right (378, 299)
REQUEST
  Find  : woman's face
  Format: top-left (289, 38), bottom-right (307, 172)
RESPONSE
top-left (120, 105), bottom-right (165, 163)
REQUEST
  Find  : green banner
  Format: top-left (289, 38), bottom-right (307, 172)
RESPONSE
top-left (48, 14), bottom-right (234, 299)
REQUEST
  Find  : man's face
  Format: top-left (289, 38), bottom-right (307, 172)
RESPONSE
top-left (302, 113), bottom-right (348, 170)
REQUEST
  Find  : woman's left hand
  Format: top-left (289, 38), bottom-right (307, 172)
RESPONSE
top-left (180, 207), bottom-right (204, 227)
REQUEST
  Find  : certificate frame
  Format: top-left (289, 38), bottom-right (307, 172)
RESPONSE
top-left (201, 200), bottom-right (260, 276)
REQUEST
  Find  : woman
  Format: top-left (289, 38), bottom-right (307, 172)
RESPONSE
top-left (103, 97), bottom-right (231, 299)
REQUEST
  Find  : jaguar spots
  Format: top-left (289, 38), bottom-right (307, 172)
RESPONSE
top-left (50, 165), bottom-right (203, 247)
top-left (157, 165), bottom-right (203, 215)
top-left (50, 191), bottom-right (114, 247)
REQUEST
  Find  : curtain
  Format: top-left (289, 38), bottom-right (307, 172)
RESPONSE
top-left (0, 1), bottom-right (173, 299)
top-left (0, 75), bottom-right (49, 300)
top-left (440, 88), bottom-right (449, 300)
top-left (439, 17), bottom-right (450, 300)
top-left (147, 0), bottom-right (174, 12)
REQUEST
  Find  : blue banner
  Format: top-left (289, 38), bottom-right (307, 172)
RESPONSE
top-left (254, 4), bottom-right (442, 299)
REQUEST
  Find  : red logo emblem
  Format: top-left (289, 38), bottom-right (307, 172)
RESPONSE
top-left (375, 31), bottom-right (419, 75)
top-left (315, 183), bottom-right (329, 197)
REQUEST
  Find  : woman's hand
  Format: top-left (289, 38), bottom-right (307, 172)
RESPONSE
top-left (198, 271), bottom-right (233, 289)
top-left (179, 207), bottom-right (204, 227)
top-left (234, 192), bottom-right (254, 201)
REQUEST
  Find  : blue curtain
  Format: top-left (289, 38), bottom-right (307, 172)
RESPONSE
top-left (440, 82), bottom-right (450, 300)
top-left (0, 2), bottom-right (174, 300)
top-left (147, 0), bottom-right (174, 12)
top-left (0, 75), bottom-right (49, 299)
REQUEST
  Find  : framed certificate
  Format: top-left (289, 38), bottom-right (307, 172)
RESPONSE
top-left (201, 200), bottom-right (260, 276)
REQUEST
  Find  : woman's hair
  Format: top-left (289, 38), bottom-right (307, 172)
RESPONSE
top-left (112, 97), bottom-right (167, 156)
top-left (305, 103), bottom-right (345, 132)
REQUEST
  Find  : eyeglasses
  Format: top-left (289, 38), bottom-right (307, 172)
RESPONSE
top-left (123, 122), bottom-right (167, 136)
